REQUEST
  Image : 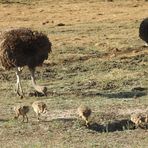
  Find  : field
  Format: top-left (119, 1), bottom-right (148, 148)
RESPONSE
top-left (0, 0), bottom-right (148, 147)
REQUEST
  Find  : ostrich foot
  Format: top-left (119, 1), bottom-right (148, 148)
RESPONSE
top-left (14, 84), bottom-right (24, 98)
top-left (17, 92), bottom-right (24, 99)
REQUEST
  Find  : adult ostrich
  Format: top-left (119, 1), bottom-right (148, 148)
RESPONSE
top-left (0, 28), bottom-right (52, 97)
top-left (139, 18), bottom-right (148, 46)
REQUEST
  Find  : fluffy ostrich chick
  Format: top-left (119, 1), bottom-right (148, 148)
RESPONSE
top-left (32, 101), bottom-right (48, 121)
top-left (77, 105), bottom-right (92, 127)
top-left (0, 28), bottom-right (52, 97)
top-left (14, 105), bottom-right (29, 122)
top-left (139, 18), bottom-right (148, 46)
top-left (131, 113), bottom-right (148, 127)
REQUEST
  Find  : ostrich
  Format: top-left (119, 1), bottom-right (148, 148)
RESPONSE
top-left (0, 28), bottom-right (52, 97)
top-left (77, 105), bottom-right (92, 127)
top-left (131, 113), bottom-right (148, 128)
top-left (32, 101), bottom-right (47, 121)
top-left (14, 105), bottom-right (30, 122)
top-left (139, 18), bottom-right (148, 47)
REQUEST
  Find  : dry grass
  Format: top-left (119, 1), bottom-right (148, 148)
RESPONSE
top-left (0, 0), bottom-right (148, 147)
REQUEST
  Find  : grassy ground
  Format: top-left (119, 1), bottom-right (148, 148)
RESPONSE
top-left (0, 0), bottom-right (148, 147)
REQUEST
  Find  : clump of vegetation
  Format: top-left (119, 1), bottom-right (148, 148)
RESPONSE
top-left (0, 0), bottom-right (148, 147)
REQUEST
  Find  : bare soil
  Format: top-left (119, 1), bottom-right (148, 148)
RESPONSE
top-left (0, 0), bottom-right (148, 147)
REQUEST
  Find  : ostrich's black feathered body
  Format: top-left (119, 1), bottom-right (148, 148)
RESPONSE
top-left (139, 18), bottom-right (148, 43)
top-left (0, 28), bottom-right (52, 69)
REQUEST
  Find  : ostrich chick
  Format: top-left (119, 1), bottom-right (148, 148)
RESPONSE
top-left (139, 18), bottom-right (148, 46)
top-left (32, 101), bottom-right (48, 121)
top-left (131, 113), bottom-right (148, 127)
top-left (77, 105), bottom-right (92, 127)
top-left (0, 28), bottom-right (52, 98)
top-left (14, 105), bottom-right (29, 122)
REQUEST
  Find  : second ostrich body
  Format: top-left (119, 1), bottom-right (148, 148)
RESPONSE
top-left (139, 18), bottom-right (148, 46)
top-left (0, 28), bottom-right (52, 97)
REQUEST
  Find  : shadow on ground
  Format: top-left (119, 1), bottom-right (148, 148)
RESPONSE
top-left (0, 119), bottom-right (9, 122)
top-left (50, 118), bottom-right (142, 133)
top-left (88, 119), bottom-right (136, 132)
top-left (50, 118), bottom-right (77, 123)
top-left (45, 117), bottom-right (137, 133)
top-left (83, 90), bottom-right (147, 99)
top-left (0, 1), bottom-right (29, 5)
top-left (100, 91), bottom-right (147, 99)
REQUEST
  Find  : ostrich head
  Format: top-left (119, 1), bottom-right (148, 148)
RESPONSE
top-left (34, 85), bottom-right (47, 96)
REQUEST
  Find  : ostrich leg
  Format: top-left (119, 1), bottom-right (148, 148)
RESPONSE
top-left (15, 67), bottom-right (24, 98)
top-left (29, 67), bottom-right (47, 96)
